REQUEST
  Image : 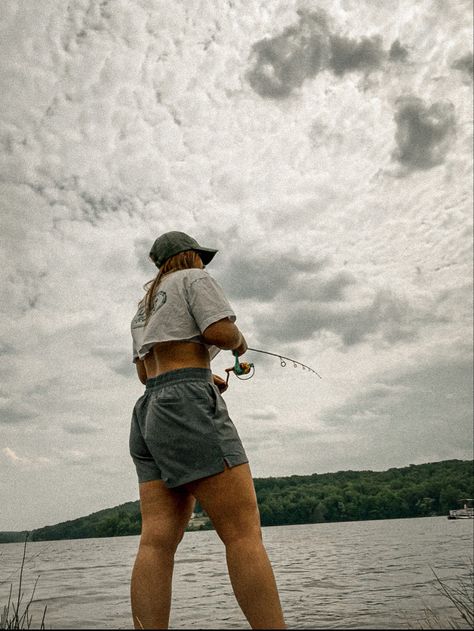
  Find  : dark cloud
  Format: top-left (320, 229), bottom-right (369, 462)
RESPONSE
top-left (63, 421), bottom-right (99, 435)
top-left (246, 408), bottom-right (279, 421)
top-left (220, 246), bottom-right (431, 350)
top-left (246, 11), bottom-right (330, 99)
top-left (111, 357), bottom-right (136, 378)
top-left (0, 343), bottom-right (15, 356)
top-left (298, 270), bottom-right (357, 302)
top-left (451, 52), bottom-right (473, 78)
top-left (246, 10), bottom-right (388, 99)
top-left (256, 287), bottom-right (422, 348)
top-left (0, 404), bottom-right (38, 425)
top-left (389, 39), bottom-right (409, 63)
top-left (329, 34), bottom-right (385, 76)
top-left (347, 289), bottom-right (417, 345)
top-left (392, 96), bottom-right (456, 171)
top-left (92, 348), bottom-right (135, 377)
top-left (78, 191), bottom-right (140, 225)
top-left (220, 252), bottom-right (327, 301)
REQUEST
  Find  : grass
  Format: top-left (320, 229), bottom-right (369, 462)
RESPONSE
top-left (1, 536), bottom-right (47, 630)
top-left (415, 561), bottom-right (474, 630)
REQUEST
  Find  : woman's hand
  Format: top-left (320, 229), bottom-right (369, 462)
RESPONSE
top-left (233, 333), bottom-right (248, 357)
top-left (213, 373), bottom-right (228, 394)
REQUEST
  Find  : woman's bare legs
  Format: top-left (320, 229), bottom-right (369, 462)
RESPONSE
top-left (130, 480), bottom-right (195, 629)
top-left (184, 462), bottom-right (286, 629)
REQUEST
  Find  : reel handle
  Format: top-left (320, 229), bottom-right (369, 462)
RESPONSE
top-left (233, 350), bottom-right (244, 375)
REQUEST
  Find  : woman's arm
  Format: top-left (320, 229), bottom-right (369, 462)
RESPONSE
top-left (135, 358), bottom-right (147, 385)
top-left (202, 318), bottom-right (248, 356)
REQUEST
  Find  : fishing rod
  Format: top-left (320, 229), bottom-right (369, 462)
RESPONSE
top-left (224, 346), bottom-right (322, 384)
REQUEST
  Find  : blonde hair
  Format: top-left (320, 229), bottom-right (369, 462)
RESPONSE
top-left (142, 250), bottom-right (202, 320)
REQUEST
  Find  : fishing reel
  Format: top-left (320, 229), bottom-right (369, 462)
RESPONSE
top-left (224, 351), bottom-right (255, 385)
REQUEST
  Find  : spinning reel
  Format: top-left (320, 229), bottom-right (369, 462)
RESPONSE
top-left (224, 351), bottom-right (255, 385)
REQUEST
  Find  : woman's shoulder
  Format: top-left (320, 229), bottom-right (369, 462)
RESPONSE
top-left (156, 267), bottom-right (206, 287)
top-left (183, 267), bottom-right (210, 282)
top-left (161, 268), bottom-right (219, 294)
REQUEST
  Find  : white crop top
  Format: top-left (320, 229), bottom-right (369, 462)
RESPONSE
top-left (131, 268), bottom-right (236, 362)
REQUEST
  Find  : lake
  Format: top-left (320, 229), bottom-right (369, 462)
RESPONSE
top-left (0, 516), bottom-right (472, 629)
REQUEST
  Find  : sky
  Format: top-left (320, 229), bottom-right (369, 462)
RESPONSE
top-left (0, 0), bottom-right (472, 531)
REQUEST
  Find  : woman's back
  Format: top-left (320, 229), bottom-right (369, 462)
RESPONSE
top-left (142, 340), bottom-right (211, 379)
top-left (132, 266), bottom-right (241, 380)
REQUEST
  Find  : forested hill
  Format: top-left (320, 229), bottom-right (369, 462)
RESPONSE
top-left (2, 459), bottom-right (472, 543)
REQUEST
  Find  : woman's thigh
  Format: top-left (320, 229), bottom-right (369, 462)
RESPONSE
top-left (183, 463), bottom-right (261, 544)
top-left (139, 480), bottom-right (196, 549)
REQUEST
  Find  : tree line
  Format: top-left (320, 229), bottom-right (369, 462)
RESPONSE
top-left (254, 459), bottom-right (473, 526)
top-left (2, 459), bottom-right (471, 543)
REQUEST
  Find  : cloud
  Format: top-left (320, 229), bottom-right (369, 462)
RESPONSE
top-left (58, 449), bottom-right (91, 466)
top-left (0, 401), bottom-right (39, 425)
top-left (391, 96), bottom-right (456, 172)
top-left (246, 11), bottom-right (331, 99)
top-left (221, 241), bottom-right (437, 349)
top-left (0, 342), bottom-right (15, 356)
top-left (451, 52), bottom-right (473, 78)
top-left (255, 286), bottom-right (423, 347)
top-left (247, 405), bottom-right (279, 421)
top-left (220, 251), bottom-right (326, 301)
top-left (388, 39), bottom-right (409, 63)
top-left (2, 447), bottom-right (51, 467)
top-left (318, 355), bottom-right (473, 467)
top-left (246, 10), bottom-right (390, 99)
top-left (329, 34), bottom-right (385, 76)
top-left (3, 447), bottom-right (22, 463)
top-left (78, 191), bottom-right (143, 225)
top-left (92, 347), bottom-right (136, 378)
top-left (111, 357), bottom-right (136, 378)
top-left (217, 238), bottom-right (449, 350)
top-left (286, 271), bottom-right (357, 303)
top-left (62, 421), bottom-right (100, 435)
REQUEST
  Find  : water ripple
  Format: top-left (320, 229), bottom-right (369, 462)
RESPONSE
top-left (0, 517), bottom-right (472, 629)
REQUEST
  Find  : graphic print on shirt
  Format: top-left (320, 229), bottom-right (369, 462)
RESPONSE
top-left (131, 290), bottom-right (167, 329)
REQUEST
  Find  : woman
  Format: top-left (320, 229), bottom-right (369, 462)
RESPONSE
top-left (129, 231), bottom-right (286, 629)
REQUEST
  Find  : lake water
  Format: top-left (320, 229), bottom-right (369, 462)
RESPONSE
top-left (0, 516), bottom-right (472, 629)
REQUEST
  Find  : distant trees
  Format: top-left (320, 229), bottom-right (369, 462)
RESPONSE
top-left (26, 459), bottom-right (473, 542)
top-left (253, 459), bottom-right (473, 527)
top-left (30, 501), bottom-right (141, 542)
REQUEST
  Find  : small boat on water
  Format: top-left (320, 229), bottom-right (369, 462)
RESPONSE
top-left (448, 498), bottom-right (474, 519)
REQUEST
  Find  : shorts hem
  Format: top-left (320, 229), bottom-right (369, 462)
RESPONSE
top-left (165, 455), bottom-right (249, 488)
top-left (137, 473), bottom-right (162, 484)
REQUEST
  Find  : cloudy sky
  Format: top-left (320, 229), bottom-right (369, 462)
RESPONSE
top-left (1, 0), bottom-right (472, 531)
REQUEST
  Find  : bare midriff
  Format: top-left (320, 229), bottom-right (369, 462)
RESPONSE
top-left (143, 340), bottom-right (211, 379)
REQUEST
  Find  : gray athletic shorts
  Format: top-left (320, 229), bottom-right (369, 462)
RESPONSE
top-left (129, 367), bottom-right (249, 487)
